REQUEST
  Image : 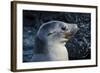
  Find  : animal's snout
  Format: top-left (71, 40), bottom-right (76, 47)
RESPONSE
top-left (73, 24), bottom-right (79, 31)
top-left (63, 24), bottom-right (79, 38)
top-left (70, 24), bottom-right (79, 35)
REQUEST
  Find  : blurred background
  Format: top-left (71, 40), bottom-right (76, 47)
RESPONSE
top-left (23, 10), bottom-right (91, 62)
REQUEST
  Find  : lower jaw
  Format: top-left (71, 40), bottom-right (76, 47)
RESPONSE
top-left (60, 40), bottom-right (68, 44)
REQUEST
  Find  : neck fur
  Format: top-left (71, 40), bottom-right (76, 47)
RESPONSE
top-left (47, 42), bottom-right (68, 61)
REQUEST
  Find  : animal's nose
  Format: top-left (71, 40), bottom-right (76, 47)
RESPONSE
top-left (63, 24), bottom-right (79, 38)
top-left (73, 24), bottom-right (79, 31)
top-left (70, 24), bottom-right (79, 34)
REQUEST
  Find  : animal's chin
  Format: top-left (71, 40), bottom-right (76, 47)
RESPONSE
top-left (60, 38), bottom-right (68, 43)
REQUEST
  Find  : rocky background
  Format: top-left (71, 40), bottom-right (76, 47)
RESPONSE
top-left (23, 10), bottom-right (91, 62)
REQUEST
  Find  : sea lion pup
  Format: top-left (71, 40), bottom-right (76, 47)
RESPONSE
top-left (31, 21), bottom-right (79, 61)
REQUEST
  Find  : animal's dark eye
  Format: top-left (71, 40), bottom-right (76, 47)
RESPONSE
top-left (48, 33), bottom-right (52, 36)
top-left (61, 27), bottom-right (66, 30)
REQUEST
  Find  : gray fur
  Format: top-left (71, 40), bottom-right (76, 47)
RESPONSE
top-left (31, 21), bottom-right (79, 62)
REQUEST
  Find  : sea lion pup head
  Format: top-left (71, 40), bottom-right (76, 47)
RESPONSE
top-left (33, 21), bottom-right (79, 61)
top-left (36, 21), bottom-right (79, 45)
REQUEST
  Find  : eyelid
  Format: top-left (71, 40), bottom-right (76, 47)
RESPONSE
top-left (48, 32), bottom-right (52, 36)
top-left (48, 31), bottom-right (56, 36)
